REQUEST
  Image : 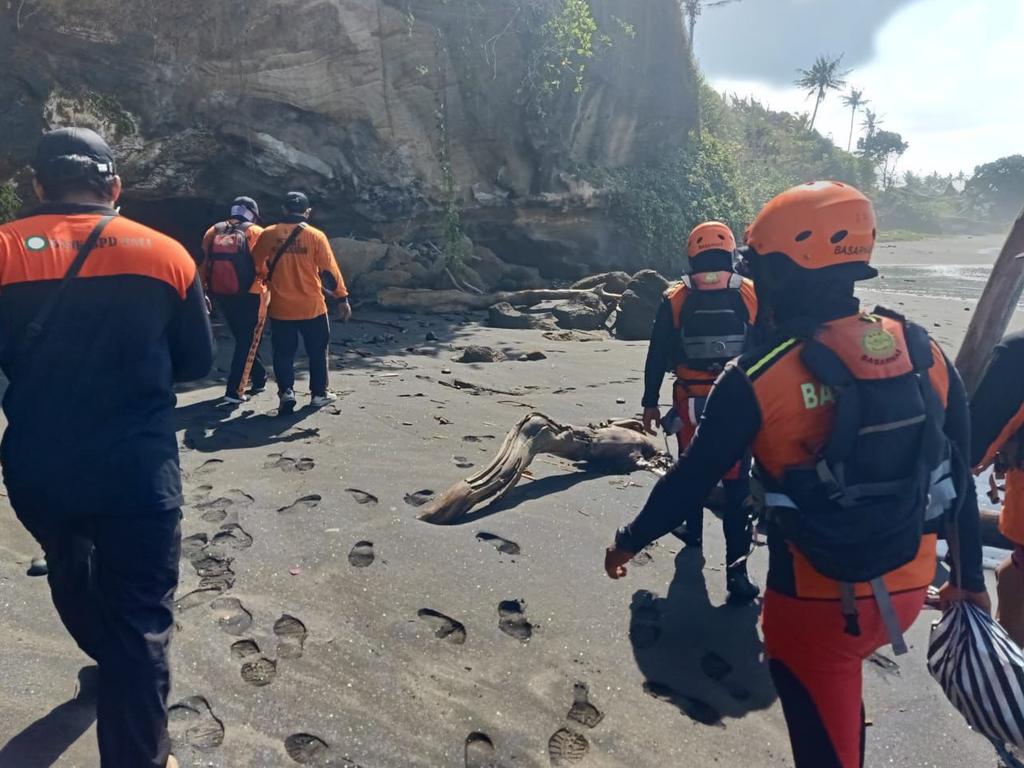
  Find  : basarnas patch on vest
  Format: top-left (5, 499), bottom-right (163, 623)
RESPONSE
top-left (861, 327), bottom-right (900, 364)
top-left (24, 235), bottom-right (48, 252)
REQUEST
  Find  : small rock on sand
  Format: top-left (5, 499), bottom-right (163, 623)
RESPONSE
top-left (455, 346), bottom-right (505, 363)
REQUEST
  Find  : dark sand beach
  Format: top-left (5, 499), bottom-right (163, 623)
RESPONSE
top-left (0, 234), bottom-right (1012, 767)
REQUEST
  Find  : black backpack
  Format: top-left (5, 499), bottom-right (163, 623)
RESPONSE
top-left (205, 221), bottom-right (256, 295)
top-left (768, 311), bottom-right (959, 652)
top-left (676, 272), bottom-right (751, 372)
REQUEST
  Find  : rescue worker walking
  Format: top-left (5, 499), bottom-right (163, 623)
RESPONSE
top-left (970, 330), bottom-right (1024, 645)
top-left (201, 196), bottom-right (266, 404)
top-left (641, 221), bottom-right (759, 602)
top-left (252, 192), bottom-right (350, 414)
top-left (0, 128), bottom-right (213, 768)
top-left (606, 181), bottom-right (989, 768)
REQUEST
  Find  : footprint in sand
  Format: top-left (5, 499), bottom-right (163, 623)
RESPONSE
top-left (465, 732), bottom-right (497, 768)
top-left (241, 657), bottom-right (277, 687)
top-left (284, 733), bottom-right (331, 764)
top-left (186, 484), bottom-right (214, 504)
top-left (230, 639), bottom-right (261, 659)
top-left (266, 454), bottom-right (316, 472)
top-left (278, 494), bottom-right (322, 514)
top-left (274, 614), bottom-right (308, 659)
top-left (452, 456), bottom-right (475, 469)
top-left (210, 597), bottom-right (253, 636)
top-left (461, 435), bottom-right (495, 443)
top-left (191, 553), bottom-right (235, 592)
top-left (346, 488), bottom-right (379, 506)
top-left (348, 541), bottom-right (375, 568)
top-left (194, 459), bottom-right (224, 476)
top-left (168, 695), bottom-right (225, 751)
top-left (700, 651), bottom-right (732, 682)
top-left (567, 682), bottom-right (604, 728)
top-left (181, 533), bottom-right (209, 559)
top-left (211, 523), bottom-right (253, 551)
top-left (629, 590), bottom-right (662, 649)
top-left (700, 650), bottom-right (749, 700)
top-left (868, 651), bottom-right (900, 676)
top-left (630, 544), bottom-right (656, 567)
top-left (476, 532), bottom-right (521, 556)
top-left (642, 681), bottom-right (722, 726)
top-left (498, 600), bottom-right (533, 642)
top-left (417, 609), bottom-right (467, 645)
top-left (404, 489), bottom-right (436, 507)
top-left (547, 729), bottom-right (588, 766)
top-left (195, 496), bottom-right (237, 524)
top-left (174, 588), bottom-right (222, 612)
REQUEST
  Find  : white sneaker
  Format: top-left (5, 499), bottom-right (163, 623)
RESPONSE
top-left (310, 392), bottom-right (337, 408)
top-left (279, 388), bottom-right (297, 413)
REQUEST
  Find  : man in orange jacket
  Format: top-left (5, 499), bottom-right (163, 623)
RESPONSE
top-left (607, 181), bottom-right (989, 767)
top-left (252, 192), bottom-right (350, 414)
top-left (641, 221), bottom-right (759, 601)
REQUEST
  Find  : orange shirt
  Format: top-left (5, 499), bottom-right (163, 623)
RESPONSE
top-left (251, 221), bottom-right (348, 321)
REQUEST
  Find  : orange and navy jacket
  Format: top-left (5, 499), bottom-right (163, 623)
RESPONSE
top-left (0, 203), bottom-right (213, 516)
top-left (623, 308), bottom-right (986, 598)
top-left (642, 271), bottom-right (757, 405)
top-left (971, 330), bottom-right (1024, 546)
top-left (200, 220), bottom-right (264, 293)
top-left (251, 216), bottom-right (348, 321)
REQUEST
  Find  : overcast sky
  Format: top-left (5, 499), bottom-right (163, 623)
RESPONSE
top-left (694, 0), bottom-right (1023, 175)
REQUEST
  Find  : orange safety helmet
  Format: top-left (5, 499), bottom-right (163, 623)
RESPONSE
top-left (687, 221), bottom-right (737, 259)
top-left (744, 181), bottom-right (876, 272)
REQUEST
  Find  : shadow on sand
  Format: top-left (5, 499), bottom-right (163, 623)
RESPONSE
top-left (0, 666), bottom-right (97, 767)
top-left (177, 397), bottom-right (324, 453)
top-left (629, 549), bottom-right (776, 726)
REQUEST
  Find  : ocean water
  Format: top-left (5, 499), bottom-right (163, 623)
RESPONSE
top-left (870, 264), bottom-right (1007, 304)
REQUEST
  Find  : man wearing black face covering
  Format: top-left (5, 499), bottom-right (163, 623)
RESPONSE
top-left (604, 181), bottom-right (987, 768)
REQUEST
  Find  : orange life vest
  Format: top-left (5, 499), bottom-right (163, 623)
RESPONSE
top-left (666, 272), bottom-right (758, 397)
top-left (979, 402), bottom-right (1024, 547)
top-left (747, 313), bottom-right (949, 599)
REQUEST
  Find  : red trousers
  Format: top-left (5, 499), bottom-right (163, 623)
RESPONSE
top-left (762, 587), bottom-right (926, 768)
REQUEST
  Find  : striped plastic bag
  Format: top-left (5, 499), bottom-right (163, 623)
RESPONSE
top-left (928, 601), bottom-right (1024, 757)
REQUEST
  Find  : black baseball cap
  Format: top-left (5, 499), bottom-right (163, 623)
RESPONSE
top-left (232, 196), bottom-right (260, 217)
top-left (32, 127), bottom-right (117, 178)
top-left (284, 191), bottom-right (310, 213)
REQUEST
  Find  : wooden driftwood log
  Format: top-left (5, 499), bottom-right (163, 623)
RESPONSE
top-left (418, 412), bottom-right (669, 525)
top-left (377, 287), bottom-right (622, 314)
top-left (955, 206), bottom-right (1024, 395)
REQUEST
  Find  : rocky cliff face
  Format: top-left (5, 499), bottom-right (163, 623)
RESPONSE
top-left (0, 0), bottom-right (697, 275)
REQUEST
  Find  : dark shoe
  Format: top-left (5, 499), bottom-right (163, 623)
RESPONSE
top-left (248, 378), bottom-right (267, 396)
top-left (278, 388), bottom-right (297, 415)
top-left (726, 565), bottom-right (760, 604)
top-left (26, 556), bottom-right (47, 577)
top-left (670, 521), bottom-right (703, 551)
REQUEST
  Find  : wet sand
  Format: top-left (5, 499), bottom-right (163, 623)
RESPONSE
top-left (0, 235), bottom-right (1009, 767)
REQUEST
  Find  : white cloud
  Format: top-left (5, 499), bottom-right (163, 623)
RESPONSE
top-left (707, 0), bottom-right (1024, 175)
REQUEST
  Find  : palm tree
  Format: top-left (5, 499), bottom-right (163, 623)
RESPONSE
top-left (840, 88), bottom-right (868, 152)
top-left (682, 0), bottom-right (743, 53)
top-left (861, 108), bottom-right (882, 140)
top-left (794, 54), bottom-right (850, 131)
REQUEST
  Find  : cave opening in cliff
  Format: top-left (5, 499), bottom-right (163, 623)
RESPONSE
top-left (118, 196), bottom-right (222, 258)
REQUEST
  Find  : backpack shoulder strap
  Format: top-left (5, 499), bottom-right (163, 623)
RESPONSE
top-left (266, 223), bottom-right (307, 283)
top-left (904, 320), bottom-right (935, 373)
top-left (19, 213), bottom-right (116, 358)
top-left (801, 334), bottom-right (859, 465)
